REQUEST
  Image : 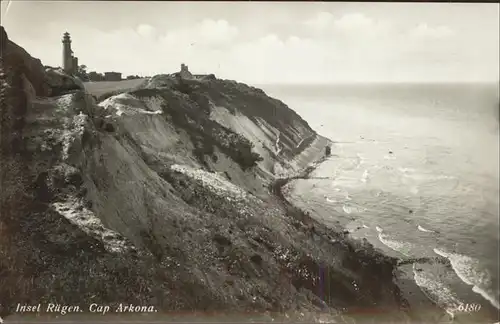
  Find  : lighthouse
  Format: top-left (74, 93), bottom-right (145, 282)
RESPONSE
top-left (62, 32), bottom-right (77, 74)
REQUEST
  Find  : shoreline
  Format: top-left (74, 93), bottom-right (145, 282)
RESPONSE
top-left (278, 140), bottom-right (500, 323)
top-left (272, 143), bottom-right (450, 323)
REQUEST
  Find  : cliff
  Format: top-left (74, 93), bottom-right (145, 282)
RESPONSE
top-left (0, 26), bottom-right (410, 323)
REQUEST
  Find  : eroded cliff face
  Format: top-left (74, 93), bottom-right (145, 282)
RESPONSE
top-left (0, 27), bottom-right (409, 323)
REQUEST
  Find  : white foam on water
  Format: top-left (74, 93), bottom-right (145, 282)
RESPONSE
top-left (412, 263), bottom-right (462, 319)
top-left (361, 169), bottom-right (369, 183)
top-left (376, 226), bottom-right (384, 233)
top-left (433, 248), bottom-right (500, 310)
top-left (378, 233), bottom-right (413, 257)
top-left (362, 224), bottom-right (369, 229)
top-left (325, 197), bottom-right (336, 203)
top-left (417, 224), bottom-right (435, 233)
top-left (341, 203), bottom-right (367, 215)
top-left (398, 167), bottom-right (417, 174)
top-left (472, 285), bottom-right (500, 311)
top-left (355, 153), bottom-right (365, 169)
top-left (399, 171), bottom-right (457, 183)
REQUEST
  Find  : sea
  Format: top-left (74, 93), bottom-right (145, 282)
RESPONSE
top-left (261, 83), bottom-right (500, 323)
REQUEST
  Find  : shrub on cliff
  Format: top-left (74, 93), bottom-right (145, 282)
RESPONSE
top-left (45, 67), bottom-right (84, 96)
top-left (130, 87), bottom-right (262, 171)
top-left (227, 140), bottom-right (263, 171)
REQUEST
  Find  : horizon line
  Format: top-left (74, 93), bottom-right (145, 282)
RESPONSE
top-left (252, 80), bottom-right (500, 86)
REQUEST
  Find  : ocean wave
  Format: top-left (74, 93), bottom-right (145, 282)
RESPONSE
top-left (361, 169), bottom-right (369, 183)
top-left (433, 248), bottom-right (500, 310)
top-left (398, 167), bottom-right (417, 174)
top-left (330, 187), bottom-right (352, 201)
top-left (399, 171), bottom-right (459, 194)
top-left (355, 154), bottom-right (365, 169)
top-left (472, 286), bottom-right (500, 311)
top-left (399, 170), bottom-right (456, 181)
top-left (342, 204), bottom-right (366, 214)
top-left (377, 231), bottom-right (414, 257)
top-left (325, 197), bottom-right (336, 203)
top-left (417, 225), bottom-right (435, 233)
top-left (412, 263), bottom-right (463, 319)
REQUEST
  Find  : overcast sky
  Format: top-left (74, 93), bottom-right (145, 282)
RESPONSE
top-left (2, 1), bottom-right (499, 84)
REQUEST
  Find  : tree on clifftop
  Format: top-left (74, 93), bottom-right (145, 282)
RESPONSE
top-left (75, 64), bottom-right (89, 81)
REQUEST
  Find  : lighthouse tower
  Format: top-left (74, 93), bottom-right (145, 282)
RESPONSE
top-left (62, 32), bottom-right (74, 74)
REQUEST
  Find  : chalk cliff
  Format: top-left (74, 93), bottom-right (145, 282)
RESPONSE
top-left (0, 26), bottom-right (410, 322)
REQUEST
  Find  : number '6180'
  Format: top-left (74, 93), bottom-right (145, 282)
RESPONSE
top-left (457, 303), bottom-right (481, 312)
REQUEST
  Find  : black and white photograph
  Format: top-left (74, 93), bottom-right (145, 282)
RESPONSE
top-left (0, 1), bottom-right (499, 323)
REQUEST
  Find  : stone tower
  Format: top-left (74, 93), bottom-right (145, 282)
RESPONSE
top-left (62, 32), bottom-right (74, 74)
top-left (179, 63), bottom-right (193, 79)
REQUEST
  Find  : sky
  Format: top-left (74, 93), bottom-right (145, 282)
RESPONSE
top-left (1, 1), bottom-right (499, 84)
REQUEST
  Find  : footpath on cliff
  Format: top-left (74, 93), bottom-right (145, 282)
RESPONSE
top-left (0, 25), bottom-right (440, 323)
